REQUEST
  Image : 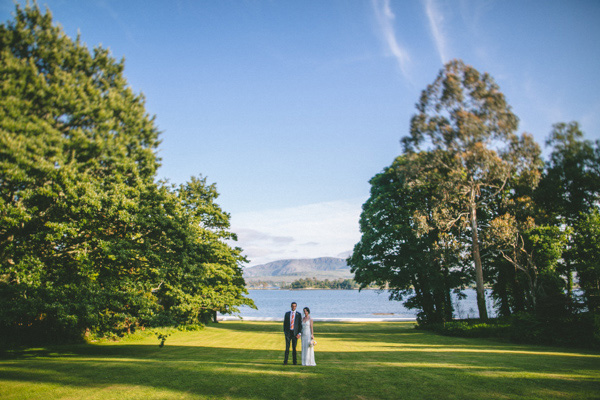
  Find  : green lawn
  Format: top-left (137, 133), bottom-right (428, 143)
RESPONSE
top-left (1, 321), bottom-right (599, 399)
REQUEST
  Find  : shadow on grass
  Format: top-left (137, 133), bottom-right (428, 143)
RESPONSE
top-left (2, 346), bottom-right (599, 396)
top-left (1, 322), bottom-right (600, 400)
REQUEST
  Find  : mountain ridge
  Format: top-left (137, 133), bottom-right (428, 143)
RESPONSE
top-left (244, 257), bottom-right (352, 282)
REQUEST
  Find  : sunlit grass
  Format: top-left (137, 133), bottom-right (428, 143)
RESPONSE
top-left (1, 321), bottom-right (599, 399)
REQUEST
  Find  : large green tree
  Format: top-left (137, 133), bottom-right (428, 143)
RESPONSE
top-left (349, 154), bottom-right (467, 323)
top-left (0, 4), bottom-right (252, 343)
top-left (401, 60), bottom-right (532, 320)
top-left (535, 122), bottom-right (600, 304)
top-left (487, 214), bottom-right (569, 313)
top-left (151, 177), bottom-right (251, 325)
top-left (537, 122), bottom-right (600, 226)
top-left (482, 133), bottom-right (553, 315)
top-left (572, 210), bottom-right (600, 312)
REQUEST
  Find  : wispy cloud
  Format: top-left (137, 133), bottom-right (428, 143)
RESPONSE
top-left (371, 0), bottom-right (411, 79)
top-left (96, 0), bottom-right (138, 47)
top-left (423, 0), bottom-right (449, 64)
top-left (229, 199), bottom-right (365, 267)
top-left (236, 229), bottom-right (294, 245)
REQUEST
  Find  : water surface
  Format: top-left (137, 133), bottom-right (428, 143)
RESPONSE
top-left (221, 289), bottom-right (494, 321)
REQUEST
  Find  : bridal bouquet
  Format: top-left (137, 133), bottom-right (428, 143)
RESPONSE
top-left (309, 339), bottom-right (317, 347)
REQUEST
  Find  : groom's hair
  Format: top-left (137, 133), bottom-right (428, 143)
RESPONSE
top-left (291, 302), bottom-right (297, 307)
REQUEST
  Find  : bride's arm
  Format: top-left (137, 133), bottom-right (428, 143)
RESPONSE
top-left (310, 319), bottom-right (314, 338)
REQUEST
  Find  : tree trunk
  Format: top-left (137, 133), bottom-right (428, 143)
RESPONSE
top-left (443, 266), bottom-right (454, 321)
top-left (565, 261), bottom-right (574, 313)
top-left (512, 272), bottom-right (526, 313)
top-left (496, 266), bottom-right (512, 317)
top-left (415, 274), bottom-right (435, 323)
top-left (470, 201), bottom-right (488, 320)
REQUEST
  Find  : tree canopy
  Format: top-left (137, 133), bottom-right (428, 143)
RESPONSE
top-left (349, 154), bottom-right (466, 323)
top-left (350, 60), bottom-right (600, 332)
top-left (400, 60), bottom-right (537, 320)
top-left (0, 4), bottom-right (253, 344)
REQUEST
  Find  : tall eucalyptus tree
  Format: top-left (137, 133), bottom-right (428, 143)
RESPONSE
top-left (402, 60), bottom-right (530, 320)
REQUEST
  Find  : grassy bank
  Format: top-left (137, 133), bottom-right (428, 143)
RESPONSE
top-left (1, 321), bottom-right (599, 399)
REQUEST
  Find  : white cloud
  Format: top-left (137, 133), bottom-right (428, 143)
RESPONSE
top-left (229, 199), bottom-right (365, 267)
top-left (235, 229), bottom-right (294, 245)
top-left (371, 0), bottom-right (411, 80)
top-left (423, 0), bottom-right (449, 64)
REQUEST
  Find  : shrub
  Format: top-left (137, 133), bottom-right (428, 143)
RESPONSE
top-left (418, 312), bottom-right (600, 349)
top-left (417, 318), bottom-right (510, 339)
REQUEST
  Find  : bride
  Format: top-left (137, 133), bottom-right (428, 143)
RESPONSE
top-left (301, 307), bottom-right (316, 366)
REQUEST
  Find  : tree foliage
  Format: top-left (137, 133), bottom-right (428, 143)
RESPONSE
top-left (351, 60), bottom-right (600, 338)
top-left (400, 59), bottom-right (535, 320)
top-left (348, 155), bottom-right (467, 323)
top-left (572, 210), bottom-right (600, 312)
top-left (0, 4), bottom-right (253, 344)
top-left (289, 277), bottom-right (358, 290)
top-left (535, 122), bottom-right (600, 305)
top-left (488, 217), bottom-right (569, 313)
top-left (537, 122), bottom-right (600, 226)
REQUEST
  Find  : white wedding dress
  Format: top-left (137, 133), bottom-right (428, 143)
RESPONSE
top-left (301, 318), bottom-right (316, 366)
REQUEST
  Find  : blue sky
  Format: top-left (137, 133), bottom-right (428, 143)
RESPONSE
top-left (3, 0), bottom-right (600, 266)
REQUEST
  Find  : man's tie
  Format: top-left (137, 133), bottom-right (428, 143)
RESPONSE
top-left (290, 312), bottom-right (295, 330)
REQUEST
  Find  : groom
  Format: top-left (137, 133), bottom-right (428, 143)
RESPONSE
top-left (283, 301), bottom-right (303, 365)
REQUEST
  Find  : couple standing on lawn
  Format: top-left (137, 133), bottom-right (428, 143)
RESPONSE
top-left (283, 302), bottom-right (316, 366)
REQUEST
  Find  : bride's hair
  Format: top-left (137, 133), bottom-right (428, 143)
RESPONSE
top-left (303, 307), bottom-right (310, 314)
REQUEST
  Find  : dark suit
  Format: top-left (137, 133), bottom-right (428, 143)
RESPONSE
top-left (283, 310), bottom-right (303, 364)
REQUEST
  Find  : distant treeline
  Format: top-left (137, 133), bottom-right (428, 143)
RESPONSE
top-left (247, 278), bottom-right (379, 289)
top-left (289, 277), bottom-right (359, 289)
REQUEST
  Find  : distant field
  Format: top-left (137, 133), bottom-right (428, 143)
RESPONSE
top-left (1, 321), bottom-right (599, 399)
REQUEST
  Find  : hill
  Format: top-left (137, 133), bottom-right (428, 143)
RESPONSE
top-left (244, 257), bottom-right (353, 285)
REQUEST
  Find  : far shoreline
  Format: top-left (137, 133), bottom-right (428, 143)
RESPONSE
top-left (218, 316), bottom-right (417, 322)
top-left (246, 287), bottom-right (381, 290)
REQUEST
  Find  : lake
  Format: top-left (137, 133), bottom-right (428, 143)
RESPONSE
top-left (220, 289), bottom-right (496, 321)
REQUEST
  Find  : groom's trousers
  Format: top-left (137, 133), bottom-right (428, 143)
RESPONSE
top-left (284, 333), bottom-right (298, 364)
